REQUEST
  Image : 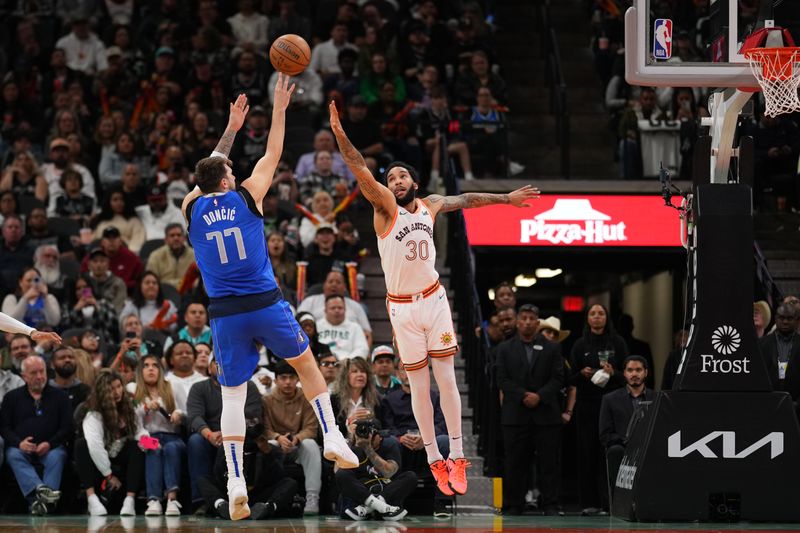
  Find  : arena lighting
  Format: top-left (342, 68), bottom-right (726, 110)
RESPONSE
top-left (562, 296), bottom-right (586, 313)
top-left (535, 268), bottom-right (563, 279)
top-left (514, 275), bottom-right (537, 288)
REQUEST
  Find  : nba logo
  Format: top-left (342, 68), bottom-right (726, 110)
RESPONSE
top-left (653, 19), bottom-right (673, 60)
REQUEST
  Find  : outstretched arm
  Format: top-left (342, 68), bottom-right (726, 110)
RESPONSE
top-left (182, 94), bottom-right (251, 218)
top-left (328, 101), bottom-right (395, 217)
top-left (425, 185), bottom-right (540, 218)
top-left (243, 73), bottom-right (295, 206)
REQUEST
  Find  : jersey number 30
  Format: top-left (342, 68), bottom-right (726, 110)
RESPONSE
top-left (405, 239), bottom-right (430, 261)
top-left (206, 228), bottom-right (247, 264)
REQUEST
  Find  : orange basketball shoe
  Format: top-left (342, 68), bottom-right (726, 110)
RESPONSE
top-left (429, 460), bottom-right (454, 496)
top-left (447, 458), bottom-right (471, 495)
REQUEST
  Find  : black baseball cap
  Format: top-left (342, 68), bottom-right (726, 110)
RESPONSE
top-left (102, 226), bottom-right (121, 239)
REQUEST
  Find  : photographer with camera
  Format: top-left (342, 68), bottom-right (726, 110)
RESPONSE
top-left (335, 416), bottom-right (416, 521)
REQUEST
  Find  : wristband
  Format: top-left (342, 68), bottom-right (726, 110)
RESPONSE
top-left (566, 410), bottom-right (573, 415)
top-left (210, 151), bottom-right (226, 159)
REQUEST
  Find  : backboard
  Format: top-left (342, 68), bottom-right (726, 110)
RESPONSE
top-left (625, 0), bottom-right (800, 88)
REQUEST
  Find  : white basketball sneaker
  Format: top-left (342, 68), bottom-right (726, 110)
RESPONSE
top-left (227, 480), bottom-right (250, 521)
top-left (323, 430), bottom-right (359, 469)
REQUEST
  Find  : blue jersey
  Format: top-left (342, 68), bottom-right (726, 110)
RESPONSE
top-left (187, 189), bottom-right (277, 298)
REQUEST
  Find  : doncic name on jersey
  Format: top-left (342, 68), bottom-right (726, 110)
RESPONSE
top-left (201, 203), bottom-right (237, 225)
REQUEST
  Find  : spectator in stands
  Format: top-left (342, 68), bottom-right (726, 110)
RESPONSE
top-left (0, 366), bottom-right (24, 407)
top-left (0, 215), bottom-right (34, 295)
top-left (187, 355), bottom-right (262, 511)
top-left (42, 138), bottom-right (96, 206)
top-left (299, 150), bottom-right (348, 204)
top-left (398, 20), bottom-right (436, 83)
top-left (120, 271), bottom-right (178, 332)
top-left (48, 109), bottom-right (83, 149)
top-left (617, 87), bottom-right (664, 180)
top-left (466, 86), bottom-right (508, 177)
top-left (600, 356), bottom-right (653, 498)
top-left (455, 50), bottom-right (507, 107)
top-left (751, 114), bottom-right (800, 210)
top-left (26, 209), bottom-right (74, 259)
top-left (145, 223), bottom-right (195, 290)
top-left (369, 81), bottom-right (422, 170)
top-left (495, 304), bottom-right (564, 516)
top-left (91, 186), bottom-right (146, 254)
top-left (295, 311), bottom-right (330, 357)
top-left (52, 168), bottom-right (95, 223)
top-left (262, 359), bottom-right (322, 515)
top-left (230, 50), bottom-right (269, 105)
top-left (299, 190), bottom-right (336, 247)
top-left (0, 150), bottom-right (48, 204)
top-left (33, 244), bottom-right (69, 303)
top-left (0, 355), bottom-right (72, 515)
top-left (295, 129), bottom-right (355, 183)
top-left (496, 306), bottom-right (517, 341)
top-left (136, 184), bottom-right (186, 241)
top-left (195, 342), bottom-right (212, 376)
top-left (268, 231), bottom-right (297, 290)
top-left (360, 52), bottom-right (406, 105)
top-left (109, 314), bottom-right (162, 377)
top-left (0, 191), bottom-right (20, 228)
top-left (569, 304), bottom-right (628, 515)
top-left (617, 314), bottom-right (654, 389)
top-left (336, 417), bottom-right (411, 521)
top-left (131, 353), bottom-right (186, 517)
top-left (85, 226), bottom-right (144, 292)
top-left (227, 0), bottom-right (270, 57)
top-left (332, 356), bottom-right (382, 435)
top-left (119, 164), bottom-right (148, 209)
top-left (268, 67), bottom-right (323, 111)
top-left (2, 267), bottom-right (61, 330)
top-left (323, 48), bottom-right (361, 104)
top-left (311, 20), bottom-right (359, 79)
top-left (55, 16), bottom-right (107, 75)
top-left (75, 369), bottom-right (144, 516)
top-left (269, 0), bottom-right (312, 44)
top-left (372, 345), bottom-right (401, 396)
top-left (342, 95), bottom-right (384, 172)
top-left (317, 295), bottom-right (369, 360)
top-left (78, 329), bottom-right (108, 370)
top-left (318, 352), bottom-right (340, 391)
top-left (298, 269), bottom-right (372, 344)
top-left (82, 247), bottom-right (127, 313)
top-left (164, 340), bottom-right (207, 412)
top-left (230, 105), bottom-right (268, 177)
top-left (99, 132), bottom-right (152, 187)
top-left (49, 345), bottom-right (91, 411)
top-left (1, 334), bottom-right (33, 373)
top-left (164, 302), bottom-right (212, 352)
top-left (304, 224), bottom-right (349, 287)
top-left (759, 303), bottom-right (800, 390)
top-left (421, 86), bottom-right (476, 182)
top-left (754, 300), bottom-right (772, 338)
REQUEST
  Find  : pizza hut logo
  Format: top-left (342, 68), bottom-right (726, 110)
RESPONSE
top-left (520, 199), bottom-right (628, 245)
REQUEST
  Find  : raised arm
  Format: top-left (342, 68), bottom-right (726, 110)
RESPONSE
top-left (182, 94), bottom-right (250, 218)
top-left (328, 101), bottom-right (395, 218)
top-left (424, 185), bottom-right (540, 219)
top-left (243, 73), bottom-right (295, 206)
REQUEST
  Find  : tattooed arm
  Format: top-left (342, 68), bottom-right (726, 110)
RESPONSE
top-left (182, 94), bottom-right (251, 219)
top-left (424, 185), bottom-right (540, 219)
top-left (328, 101), bottom-right (395, 218)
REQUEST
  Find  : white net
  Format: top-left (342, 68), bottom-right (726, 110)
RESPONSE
top-left (744, 48), bottom-right (800, 117)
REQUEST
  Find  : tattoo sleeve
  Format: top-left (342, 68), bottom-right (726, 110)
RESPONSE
top-left (365, 447), bottom-right (399, 478)
top-left (212, 128), bottom-right (237, 158)
top-left (332, 127), bottom-right (389, 211)
top-left (427, 192), bottom-right (510, 214)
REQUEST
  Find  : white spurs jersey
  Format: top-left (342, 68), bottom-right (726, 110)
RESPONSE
top-left (377, 199), bottom-right (438, 295)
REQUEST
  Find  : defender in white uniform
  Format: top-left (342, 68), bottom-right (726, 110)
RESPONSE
top-left (330, 101), bottom-right (539, 496)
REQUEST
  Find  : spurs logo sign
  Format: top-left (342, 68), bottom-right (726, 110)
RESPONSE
top-left (667, 431), bottom-right (784, 459)
top-left (701, 325), bottom-right (751, 374)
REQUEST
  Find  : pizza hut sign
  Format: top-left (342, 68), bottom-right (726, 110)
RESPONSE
top-left (463, 196), bottom-right (682, 247)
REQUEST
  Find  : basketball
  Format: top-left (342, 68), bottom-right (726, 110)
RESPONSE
top-left (269, 34), bottom-right (311, 76)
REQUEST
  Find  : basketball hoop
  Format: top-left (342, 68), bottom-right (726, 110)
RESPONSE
top-left (743, 47), bottom-right (800, 116)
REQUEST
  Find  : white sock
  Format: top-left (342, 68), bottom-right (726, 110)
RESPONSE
top-left (221, 383), bottom-right (247, 484)
top-left (430, 169), bottom-right (440, 181)
top-left (465, 171), bottom-right (475, 181)
top-left (431, 357), bottom-right (463, 459)
top-left (310, 391), bottom-right (337, 436)
top-left (406, 365), bottom-right (442, 463)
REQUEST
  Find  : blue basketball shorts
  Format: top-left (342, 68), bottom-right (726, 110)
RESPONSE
top-left (210, 298), bottom-right (309, 387)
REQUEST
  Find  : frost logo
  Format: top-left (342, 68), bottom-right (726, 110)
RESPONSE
top-left (520, 199), bottom-right (627, 245)
top-left (711, 325), bottom-right (741, 355)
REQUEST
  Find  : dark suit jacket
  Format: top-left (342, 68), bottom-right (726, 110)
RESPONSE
top-left (759, 332), bottom-right (800, 390)
top-left (599, 386), bottom-right (654, 447)
top-left (495, 334), bottom-right (564, 426)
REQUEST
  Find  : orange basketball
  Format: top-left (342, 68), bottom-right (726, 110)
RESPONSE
top-left (269, 34), bottom-right (311, 76)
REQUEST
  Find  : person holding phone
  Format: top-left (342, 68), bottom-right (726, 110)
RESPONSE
top-left (1, 268), bottom-right (61, 330)
top-left (130, 353), bottom-right (186, 516)
top-left (60, 278), bottom-right (120, 345)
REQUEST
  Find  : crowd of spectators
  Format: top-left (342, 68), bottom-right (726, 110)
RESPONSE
top-left (477, 279), bottom-right (800, 516)
top-left (592, 0), bottom-right (800, 209)
top-left (0, 0), bottom-right (508, 520)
